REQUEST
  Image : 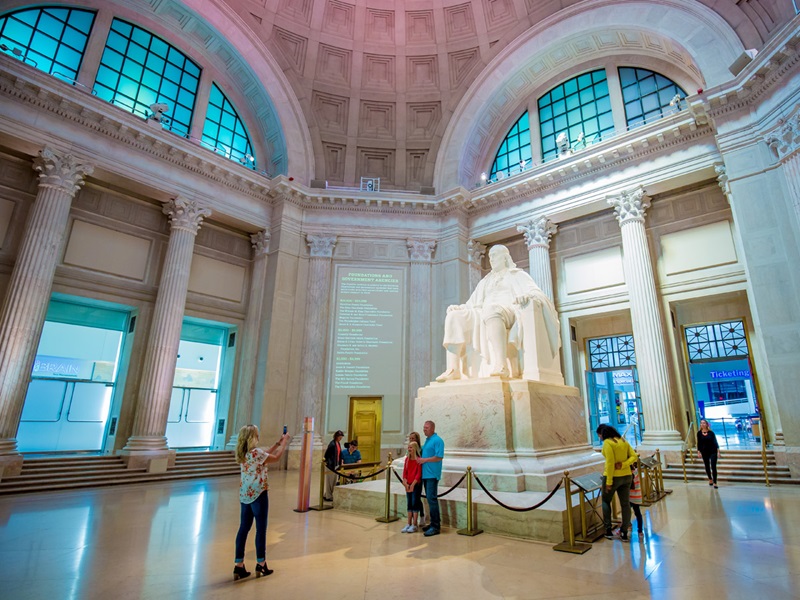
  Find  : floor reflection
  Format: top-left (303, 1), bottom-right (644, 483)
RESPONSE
top-left (0, 474), bottom-right (798, 599)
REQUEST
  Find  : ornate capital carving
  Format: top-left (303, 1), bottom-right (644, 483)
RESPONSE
top-left (407, 239), bottom-right (436, 263)
top-left (467, 240), bottom-right (486, 264)
top-left (251, 231), bottom-right (270, 257)
top-left (517, 216), bottom-right (558, 249)
top-left (764, 109), bottom-right (799, 160)
top-left (714, 163), bottom-right (731, 202)
top-left (32, 146), bottom-right (94, 197)
top-left (307, 234), bottom-right (337, 258)
top-left (163, 197), bottom-right (211, 233)
top-left (607, 187), bottom-right (650, 225)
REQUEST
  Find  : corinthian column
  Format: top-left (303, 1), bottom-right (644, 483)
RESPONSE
top-left (517, 216), bottom-right (558, 302)
top-left (122, 198), bottom-right (211, 464)
top-left (608, 187), bottom-right (681, 448)
top-left (227, 231), bottom-right (270, 448)
top-left (407, 239), bottom-right (436, 401)
top-left (296, 234), bottom-right (337, 447)
top-left (467, 240), bottom-right (486, 293)
top-left (0, 148), bottom-right (93, 475)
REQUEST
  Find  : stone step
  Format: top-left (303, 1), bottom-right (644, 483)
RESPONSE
top-left (662, 471), bottom-right (799, 484)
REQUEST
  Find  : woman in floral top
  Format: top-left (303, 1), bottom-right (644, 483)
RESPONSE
top-left (233, 424), bottom-right (290, 581)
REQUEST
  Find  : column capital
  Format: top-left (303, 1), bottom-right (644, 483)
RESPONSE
top-left (407, 239), bottom-right (436, 263)
top-left (163, 197), bottom-right (211, 234)
top-left (517, 216), bottom-right (558, 249)
top-left (607, 186), bottom-right (650, 225)
top-left (32, 146), bottom-right (94, 197)
top-left (306, 233), bottom-right (337, 258)
top-left (714, 162), bottom-right (731, 202)
top-left (467, 240), bottom-right (486, 264)
top-left (764, 110), bottom-right (799, 160)
top-left (251, 230), bottom-right (270, 257)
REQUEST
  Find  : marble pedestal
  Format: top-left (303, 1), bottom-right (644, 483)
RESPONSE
top-left (415, 378), bottom-right (602, 491)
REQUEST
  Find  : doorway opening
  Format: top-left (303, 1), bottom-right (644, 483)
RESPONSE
top-left (585, 334), bottom-right (643, 447)
top-left (347, 397), bottom-right (382, 463)
top-left (683, 319), bottom-right (762, 448)
top-left (17, 298), bottom-right (133, 453)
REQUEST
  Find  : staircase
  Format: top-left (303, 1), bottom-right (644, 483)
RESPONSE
top-left (663, 448), bottom-right (798, 485)
top-left (0, 451), bottom-right (239, 495)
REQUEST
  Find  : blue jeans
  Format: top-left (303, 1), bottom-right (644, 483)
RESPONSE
top-left (406, 482), bottom-right (422, 513)
top-left (235, 490), bottom-right (269, 563)
top-left (423, 478), bottom-right (440, 531)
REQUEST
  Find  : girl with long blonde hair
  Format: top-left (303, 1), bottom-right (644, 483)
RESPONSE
top-left (401, 436), bottom-right (423, 533)
top-left (233, 424), bottom-right (290, 581)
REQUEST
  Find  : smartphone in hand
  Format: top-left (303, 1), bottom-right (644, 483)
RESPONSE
top-left (283, 425), bottom-right (288, 435)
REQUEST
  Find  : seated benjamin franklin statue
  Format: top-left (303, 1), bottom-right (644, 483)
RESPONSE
top-left (436, 245), bottom-right (563, 384)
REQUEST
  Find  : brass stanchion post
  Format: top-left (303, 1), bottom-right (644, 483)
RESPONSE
top-left (310, 458), bottom-right (333, 511)
top-left (681, 448), bottom-right (687, 483)
top-left (376, 453), bottom-right (399, 523)
top-left (458, 467), bottom-right (483, 536)
top-left (553, 471), bottom-right (592, 554)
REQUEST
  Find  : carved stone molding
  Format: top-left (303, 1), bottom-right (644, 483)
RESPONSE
top-left (608, 187), bottom-right (650, 226)
top-left (32, 146), bottom-right (94, 197)
top-left (307, 233), bottom-right (337, 258)
top-left (407, 239), bottom-right (436, 262)
top-left (714, 162), bottom-right (731, 202)
top-left (251, 230), bottom-right (271, 257)
top-left (765, 109), bottom-right (800, 161)
top-left (517, 216), bottom-right (558, 249)
top-left (467, 239), bottom-right (486, 264)
top-left (163, 197), bottom-right (212, 234)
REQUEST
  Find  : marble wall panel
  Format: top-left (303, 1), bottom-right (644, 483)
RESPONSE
top-left (188, 254), bottom-right (246, 303)
top-left (659, 220), bottom-right (738, 276)
top-left (563, 247), bottom-right (625, 295)
top-left (0, 198), bottom-right (13, 250)
top-left (63, 220), bottom-right (152, 281)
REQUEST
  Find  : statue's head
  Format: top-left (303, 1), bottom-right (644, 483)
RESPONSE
top-left (488, 245), bottom-right (516, 271)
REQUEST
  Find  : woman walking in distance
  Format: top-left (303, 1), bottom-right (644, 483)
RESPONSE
top-left (233, 424), bottom-right (290, 581)
top-left (697, 419), bottom-right (721, 488)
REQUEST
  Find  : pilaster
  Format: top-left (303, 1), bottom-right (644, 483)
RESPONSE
top-left (407, 239), bottom-right (436, 403)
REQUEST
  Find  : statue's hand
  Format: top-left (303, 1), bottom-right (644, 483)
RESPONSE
top-left (446, 304), bottom-right (467, 313)
top-left (515, 294), bottom-right (532, 308)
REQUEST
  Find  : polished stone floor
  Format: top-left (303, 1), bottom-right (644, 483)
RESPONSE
top-left (0, 472), bottom-right (798, 600)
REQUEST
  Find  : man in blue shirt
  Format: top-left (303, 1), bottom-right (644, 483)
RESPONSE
top-left (342, 440), bottom-right (361, 464)
top-left (417, 420), bottom-right (445, 536)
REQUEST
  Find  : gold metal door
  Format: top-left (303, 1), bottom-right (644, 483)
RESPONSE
top-left (348, 397), bottom-right (382, 463)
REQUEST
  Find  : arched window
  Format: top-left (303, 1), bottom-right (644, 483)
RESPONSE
top-left (538, 69), bottom-right (614, 162)
top-left (0, 6), bottom-right (95, 82)
top-left (619, 67), bottom-right (687, 129)
top-left (202, 84), bottom-right (255, 169)
top-left (489, 112), bottom-right (531, 181)
top-left (93, 19), bottom-right (200, 137)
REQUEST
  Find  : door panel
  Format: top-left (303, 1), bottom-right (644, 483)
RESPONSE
top-left (348, 397), bottom-right (382, 463)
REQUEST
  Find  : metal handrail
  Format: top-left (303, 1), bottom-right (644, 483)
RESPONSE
top-left (681, 421), bottom-right (694, 483)
top-left (759, 420), bottom-right (771, 487)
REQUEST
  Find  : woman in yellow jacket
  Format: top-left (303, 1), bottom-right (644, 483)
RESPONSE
top-left (596, 424), bottom-right (638, 542)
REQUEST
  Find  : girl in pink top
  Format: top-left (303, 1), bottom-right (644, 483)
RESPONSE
top-left (402, 439), bottom-right (423, 532)
top-left (233, 424), bottom-right (290, 581)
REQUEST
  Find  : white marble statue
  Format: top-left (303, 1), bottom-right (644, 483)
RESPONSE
top-left (436, 245), bottom-right (562, 383)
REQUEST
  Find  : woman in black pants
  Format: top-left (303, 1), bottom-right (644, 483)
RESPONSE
top-left (697, 419), bottom-right (721, 488)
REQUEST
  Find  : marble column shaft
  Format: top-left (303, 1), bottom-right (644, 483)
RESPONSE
top-left (0, 148), bottom-right (93, 454)
top-left (296, 234), bottom-right (337, 440)
top-left (124, 198), bottom-right (210, 454)
top-left (228, 231), bottom-right (270, 445)
top-left (517, 217), bottom-right (557, 302)
top-left (407, 240), bottom-right (436, 400)
top-left (608, 188), bottom-right (681, 445)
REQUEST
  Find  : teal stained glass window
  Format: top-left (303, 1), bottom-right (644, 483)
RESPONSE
top-left (93, 19), bottom-right (199, 136)
top-left (0, 6), bottom-right (95, 82)
top-left (202, 83), bottom-right (255, 169)
top-left (538, 69), bottom-right (614, 162)
top-left (619, 67), bottom-right (687, 129)
top-left (489, 112), bottom-right (532, 181)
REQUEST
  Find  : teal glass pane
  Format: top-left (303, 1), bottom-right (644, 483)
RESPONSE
top-left (538, 69), bottom-right (610, 158)
top-left (0, 6), bottom-right (95, 81)
top-left (201, 83), bottom-right (256, 169)
top-left (94, 19), bottom-right (199, 136)
top-left (618, 67), bottom-right (687, 130)
top-left (488, 111), bottom-right (532, 180)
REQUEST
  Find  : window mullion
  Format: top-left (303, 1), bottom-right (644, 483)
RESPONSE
top-left (76, 9), bottom-right (111, 89)
top-left (189, 71), bottom-right (212, 142)
top-left (605, 67), bottom-right (627, 137)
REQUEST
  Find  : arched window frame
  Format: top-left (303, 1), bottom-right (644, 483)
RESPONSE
top-left (201, 83), bottom-right (256, 170)
top-left (0, 5), bottom-right (95, 83)
top-left (488, 111), bottom-right (532, 182)
top-left (92, 18), bottom-right (200, 137)
top-left (618, 66), bottom-right (687, 129)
